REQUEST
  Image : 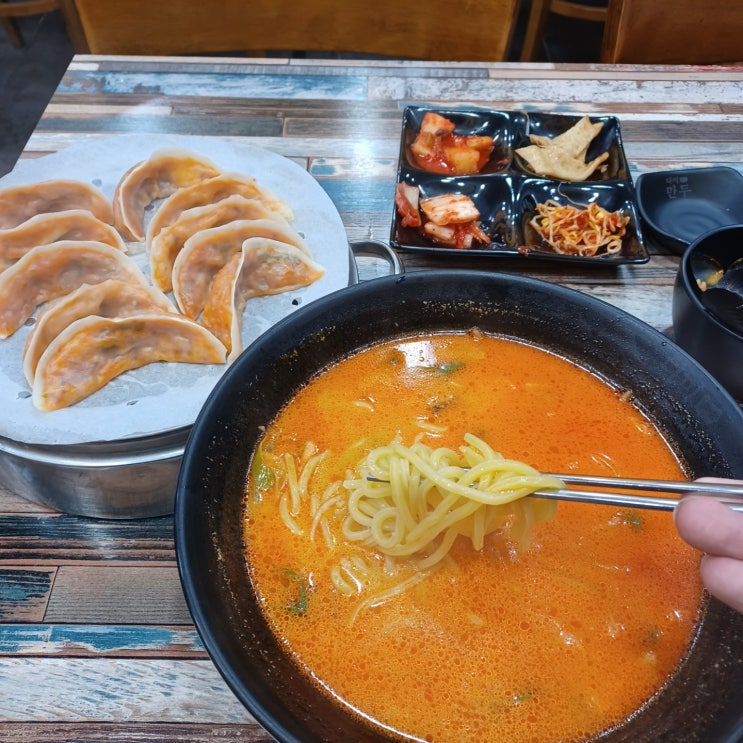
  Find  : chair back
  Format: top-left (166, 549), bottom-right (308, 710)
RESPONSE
top-left (601, 0), bottom-right (743, 64)
top-left (70, 0), bottom-right (520, 61)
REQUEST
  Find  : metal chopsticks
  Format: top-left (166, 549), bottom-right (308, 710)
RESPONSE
top-left (534, 475), bottom-right (743, 512)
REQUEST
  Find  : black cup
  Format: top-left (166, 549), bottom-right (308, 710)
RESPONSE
top-left (672, 224), bottom-right (743, 401)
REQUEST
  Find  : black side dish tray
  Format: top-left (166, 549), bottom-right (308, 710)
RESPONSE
top-left (390, 105), bottom-right (649, 266)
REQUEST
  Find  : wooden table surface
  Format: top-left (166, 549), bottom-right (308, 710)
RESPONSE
top-left (1, 55), bottom-right (742, 742)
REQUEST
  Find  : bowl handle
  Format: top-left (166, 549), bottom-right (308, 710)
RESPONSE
top-left (349, 240), bottom-right (403, 283)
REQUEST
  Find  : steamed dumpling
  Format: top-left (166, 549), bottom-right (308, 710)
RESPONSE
top-left (0, 210), bottom-right (126, 272)
top-left (0, 241), bottom-right (149, 338)
top-left (148, 194), bottom-right (289, 291)
top-left (0, 180), bottom-right (114, 229)
top-left (200, 236), bottom-right (325, 361)
top-left (113, 148), bottom-right (222, 241)
top-left (171, 219), bottom-right (312, 318)
top-left (145, 171), bottom-right (294, 245)
top-left (32, 313), bottom-right (227, 411)
top-left (23, 279), bottom-right (177, 385)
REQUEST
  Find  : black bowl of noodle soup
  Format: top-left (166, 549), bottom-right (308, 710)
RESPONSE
top-left (175, 270), bottom-right (743, 743)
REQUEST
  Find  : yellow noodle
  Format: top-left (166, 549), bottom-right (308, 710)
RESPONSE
top-left (341, 434), bottom-right (562, 567)
top-left (339, 557), bottom-right (364, 594)
top-left (351, 555), bottom-right (370, 574)
top-left (309, 486), bottom-right (343, 542)
top-left (301, 441), bottom-right (319, 460)
top-left (300, 451), bottom-right (327, 511)
top-left (330, 565), bottom-right (357, 596)
top-left (349, 570), bottom-right (432, 627)
top-left (279, 491), bottom-right (303, 536)
top-left (284, 453), bottom-right (301, 517)
top-left (319, 519), bottom-right (334, 550)
top-left (416, 419), bottom-right (448, 434)
top-left (267, 433), bottom-right (562, 615)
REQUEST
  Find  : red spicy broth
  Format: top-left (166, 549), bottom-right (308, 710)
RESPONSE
top-left (243, 331), bottom-right (703, 743)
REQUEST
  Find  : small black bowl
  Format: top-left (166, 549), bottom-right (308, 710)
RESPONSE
top-left (672, 224), bottom-right (743, 401)
top-left (637, 167), bottom-right (743, 254)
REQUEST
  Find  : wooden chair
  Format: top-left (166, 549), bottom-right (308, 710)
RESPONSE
top-left (0, 0), bottom-right (86, 49)
top-left (0, 0), bottom-right (59, 47)
top-left (67, 0), bottom-right (521, 61)
top-left (600, 0), bottom-right (743, 64)
top-left (520, 0), bottom-right (608, 61)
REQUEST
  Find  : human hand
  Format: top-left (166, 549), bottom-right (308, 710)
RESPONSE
top-left (674, 479), bottom-right (743, 615)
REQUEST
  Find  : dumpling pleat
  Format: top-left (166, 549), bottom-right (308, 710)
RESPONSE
top-left (113, 148), bottom-right (222, 241)
top-left (0, 179), bottom-right (114, 230)
top-left (32, 313), bottom-right (227, 411)
top-left (148, 195), bottom-right (288, 292)
top-left (0, 209), bottom-right (126, 272)
top-left (144, 171), bottom-right (293, 246)
top-left (23, 279), bottom-right (177, 385)
top-left (0, 241), bottom-right (150, 339)
top-left (171, 219), bottom-right (311, 319)
top-left (200, 236), bottom-right (325, 362)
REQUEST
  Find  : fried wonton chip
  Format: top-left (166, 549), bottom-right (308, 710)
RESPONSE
top-left (23, 279), bottom-right (177, 385)
top-left (32, 313), bottom-right (227, 411)
top-left (0, 180), bottom-right (114, 230)
top-left (113, 148), bottom-right (222, 241)
top-left (0, 210), bottom-right (126, 272)
top-left (516, 147), bottom-right (609, 182)
top-left (171, 219), bottom-right (311, 319)
top-left (200, 237), bottom-right (325, 361)
top-left (145, 172), bottom-right (294, 246)
top-left (516, 116), bottom-right (609, 181)
top-left (0, 241), bottom-right (149, 339)
top-left (529, 116), bottom-right (604, 159)
top-left (149, 195), bottom-right (289, 292)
